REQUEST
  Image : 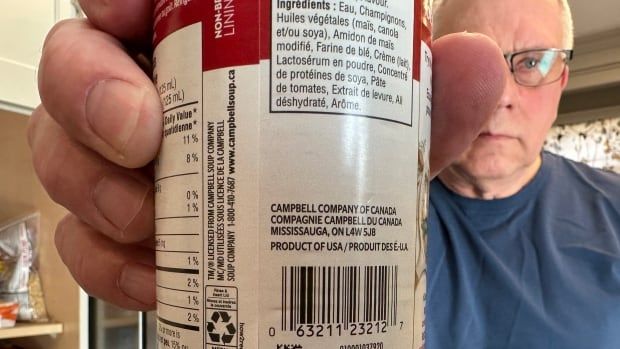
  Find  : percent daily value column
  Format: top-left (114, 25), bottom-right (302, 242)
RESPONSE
top-left (155, 94), bottom-right (204, 347)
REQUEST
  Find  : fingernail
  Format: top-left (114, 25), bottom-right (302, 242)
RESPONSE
top-left (93, 173), bottom-right (150, 235)
top-left (119, 263), bottom-right (156, 305)
top-left (85, 79), bottom-right (146, 157)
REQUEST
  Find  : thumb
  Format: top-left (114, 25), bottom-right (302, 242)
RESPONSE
top-left (429, 33), bottom-right (507, 178)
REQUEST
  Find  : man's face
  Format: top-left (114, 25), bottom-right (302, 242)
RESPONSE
top-left (437, 0), bottom-right (569, 181)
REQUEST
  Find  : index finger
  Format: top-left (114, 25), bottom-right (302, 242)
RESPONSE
top-left (78, 0), bottom-right (154, 43)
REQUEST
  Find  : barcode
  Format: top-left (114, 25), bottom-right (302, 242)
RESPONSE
top-left (281, 266), bottom-right (398, 331)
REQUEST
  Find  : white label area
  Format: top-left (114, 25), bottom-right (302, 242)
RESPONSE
top-left (154, 23), bottom-right (204, 349)
top-left (270, 0), bottom-right (415, 125)
top-left (259, 1), bottom-right (422, 348)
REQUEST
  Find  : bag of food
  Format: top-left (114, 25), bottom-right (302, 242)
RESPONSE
top-left (0, 213), bottom-right (49, 322)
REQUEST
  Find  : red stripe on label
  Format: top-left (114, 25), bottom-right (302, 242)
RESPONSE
top-left (413, 0), bottom-right (422, 82)
top-left (260, 0), bottom-right (271, 60)
top-left (413, 0), bottom-right (432, 82)
top-left (153, 0), bottom-right (260, 71)
top-left (154, 0), bottom-right (428, 71)
top-left (153, 0), bottom-right (206, 47)
top-left (203, 0), bottom-right (260, 70)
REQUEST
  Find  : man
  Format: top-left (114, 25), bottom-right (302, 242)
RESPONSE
top-left (427, 0), bottom-right (620, 347)
top-left (28, 0), bottom-right (618, 348)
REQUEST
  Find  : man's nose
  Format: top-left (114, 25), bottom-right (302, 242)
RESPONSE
top-left (497, 68), bottom-right (519, 110)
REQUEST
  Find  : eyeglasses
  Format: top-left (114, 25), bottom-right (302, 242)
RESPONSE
top-left (504, 48), bottom-right (573, 87)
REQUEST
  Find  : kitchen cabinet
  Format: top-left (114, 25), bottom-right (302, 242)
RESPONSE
top-left (0, 0), bottom-right (80, 115)
top-left (0, 109), bottom-right (83, 348)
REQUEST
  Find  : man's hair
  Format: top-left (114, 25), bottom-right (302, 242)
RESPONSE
top-left (431, 0), bottom-right (574, 49)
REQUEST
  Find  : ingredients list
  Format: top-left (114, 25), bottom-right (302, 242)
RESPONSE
top-left (271, 0), bottom-right (415, 125)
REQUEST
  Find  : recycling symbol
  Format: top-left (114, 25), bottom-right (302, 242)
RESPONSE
top-left (207, 310), bottom-right (236, 344)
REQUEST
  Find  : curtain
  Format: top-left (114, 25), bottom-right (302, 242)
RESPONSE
top-left (544, 117), bottom-right (620, 173)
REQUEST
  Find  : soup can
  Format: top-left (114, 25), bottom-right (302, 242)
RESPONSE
top-left (152, 0), bottom-right (432, 347)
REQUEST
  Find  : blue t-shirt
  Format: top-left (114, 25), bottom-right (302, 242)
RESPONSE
top-left (427, 152), bottom-right (620, 349)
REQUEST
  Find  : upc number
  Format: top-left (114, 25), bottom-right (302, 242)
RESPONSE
top-left (295, 322), bottom-right (388, 337)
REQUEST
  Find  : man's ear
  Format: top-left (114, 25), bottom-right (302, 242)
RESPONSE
top-left (560, 65), bottom-right (570, 90)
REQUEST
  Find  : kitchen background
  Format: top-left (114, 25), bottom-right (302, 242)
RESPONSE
top-left (0, 0), bottom-right (618, 348)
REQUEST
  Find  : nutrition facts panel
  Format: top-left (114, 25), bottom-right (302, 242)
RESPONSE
top-left (154, 23), bottom-right (204, 348)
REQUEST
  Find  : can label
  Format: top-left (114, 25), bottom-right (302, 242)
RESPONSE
top-left (153, 0), bottom-right (431, 348)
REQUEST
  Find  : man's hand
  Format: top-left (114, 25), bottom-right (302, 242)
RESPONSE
top-left (29, 0), bottom-right (505, 310)
top-left (29, 0), bottom-right (160, 310)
